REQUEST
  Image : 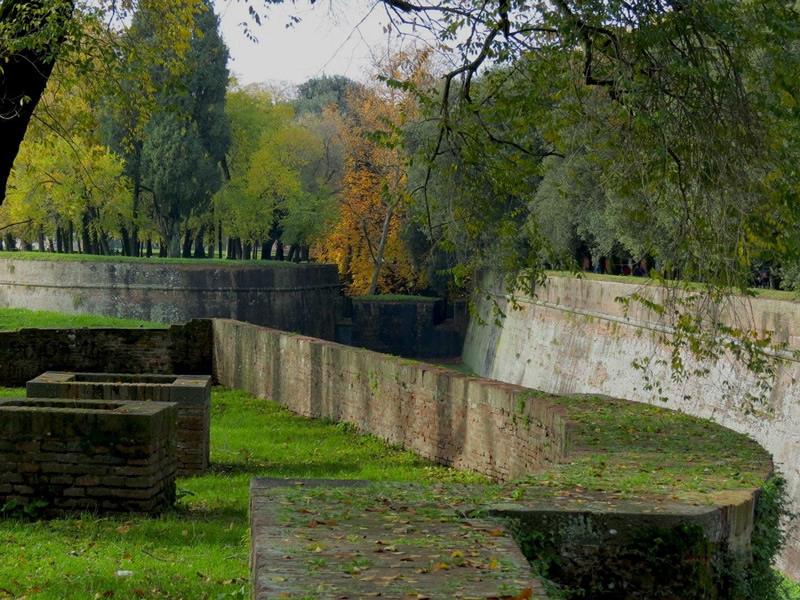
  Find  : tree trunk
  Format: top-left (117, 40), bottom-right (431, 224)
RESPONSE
top-left (243, 241), bottom-right (252, 260)
top-left (287, 245), bottom-right (298, 262)
top-left (275, 241), bottom-right (284, 261)
top-left (55, 227), bottom-right (63, 253)
top-left (67, 221), bottom-right (74, 253)
top-left (37, 226), bottom-right (45, 252)
top-left (121, 226), bottom-right (132, 256)
top-left (159, 239), bottom-right (168, 257)
top-left (261, 240), bottom-right (273, 260)
top-left (81, 213), bottom-right (92, 255)
top-left (217, 222), bottom-right (223, 259)
top-left (146, 238), bottom-right (153, 258)
top-left (366, 203), bottom-right (395, 296)
top-left (0, 0), bottom-right (75, 204)
top-left (193, 226), bottom-right (206, 258)
top-left (182, 229), bottom-right (193, 258)
top-left (301, 245), bottom-right (310, 262)
top-left (3, 233), bottom-right (15, 251)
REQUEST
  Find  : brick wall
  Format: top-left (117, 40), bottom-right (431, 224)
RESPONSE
top-left (0, 398), bottom-right (176, 514)
top-left (347, 298), bottom-right (465, 358)
top-left (0, 320), bottom-right (212, 387)
top-left (27, 373), bottom-right (211, 476)
top-left (212, 319), bottom-right (572, 481)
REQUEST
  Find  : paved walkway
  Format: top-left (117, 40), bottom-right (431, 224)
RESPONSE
top-left (250, 479), bottom-right (549, 599)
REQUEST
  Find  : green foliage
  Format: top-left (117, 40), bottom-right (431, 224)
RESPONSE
top-left (214, 86), bottom-right (339, 247)
top-left (740, 475), bottom-right (794, 599)
top-left (294, 75), bottom-right (359, 116)
top-left (104, 0), bottom-right (229, 255)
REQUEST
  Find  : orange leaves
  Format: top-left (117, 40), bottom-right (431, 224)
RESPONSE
top-left (314, 57), bottom-right (430, 295)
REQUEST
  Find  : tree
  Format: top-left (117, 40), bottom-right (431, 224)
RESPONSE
top-left (0, 0), bottom-right (74, 201)
top-left (0, 0), bottom-right (204, 204)
top-left (106, 0), bottom-right (229, 256)
top-left (294, 75), bottom-right (358, 116)
top-left (139, 113), bottom-right (218, 256)
top-left (315, 51), bottom-right (432, 295)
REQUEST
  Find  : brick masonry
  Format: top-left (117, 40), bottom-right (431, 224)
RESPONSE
top-left (0, 319), bottom-right (212, 387)
top-left (212, 319), bottom-right (573, 481)
top-left (0, 398), bottom-right (176, 514)
top-left (347, 297), bottom-right (466, 358)
top-left (27, 372), bottom-right (211, 476)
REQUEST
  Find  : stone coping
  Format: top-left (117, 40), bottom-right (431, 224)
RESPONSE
top-left (28, 372), bottom-right (210, 398)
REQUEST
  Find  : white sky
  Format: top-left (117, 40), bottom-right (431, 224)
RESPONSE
top-left (214, 0), bottom-right (406, 87)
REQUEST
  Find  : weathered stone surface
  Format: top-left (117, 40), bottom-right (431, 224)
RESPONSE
top-left (0, 258), bottom-right (340, 338)
top-left (27, 372), bottom-right (211, 476)
top-left (345, 297), bottom-right (466, 358)
top-left (250, 479), bottom-right (546, 600)
top-left (462, 271), bottom-right (800, 577)
top-left (0, 398), bottom-right (176, 515)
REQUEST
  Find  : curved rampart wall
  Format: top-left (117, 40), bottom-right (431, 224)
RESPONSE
top-left (462, 272), bottom-right (800, 576)
top-left (0, 258), bottom-right (340, 339)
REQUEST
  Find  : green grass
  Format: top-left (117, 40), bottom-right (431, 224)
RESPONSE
top-left (518, 394), bottom-right (772, 502)
top-left (0, 250), bottom-right (303, 268)
top-left (0, 308), bottom-right (162, 332)
top-left (0, 387), bottom-right (781, 598)
top-left (0, 387), bottom-right (484, 599)
top-left (353, 294), bottom-right (440, 302)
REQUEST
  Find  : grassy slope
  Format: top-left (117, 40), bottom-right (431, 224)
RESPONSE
top-left (0, 308), bottom-right (162, 332)
top-left (0, 388), bottom-right (484, 599)
top-left (0, 250), bottom-right (301, 268)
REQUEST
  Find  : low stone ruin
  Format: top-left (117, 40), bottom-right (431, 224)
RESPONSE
top-left (0, 398), bottom-right (176, 514)
top-left (27, 372), bottom-right (211, 476)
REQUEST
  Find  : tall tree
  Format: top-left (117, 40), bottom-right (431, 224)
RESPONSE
top-left (109, 0), bottom-right (229, 256)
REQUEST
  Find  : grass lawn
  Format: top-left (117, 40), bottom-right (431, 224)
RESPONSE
top-left (0, 250), bottom-right (302, 268)
top-left (0, 387), bottom-right (778, 599)
top-left (0, 308), bottom-right (162, 332)
top-left (0, 388), bottom-right (484, 600)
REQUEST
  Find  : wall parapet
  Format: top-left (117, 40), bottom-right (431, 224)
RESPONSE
top-left (463, 271), bottom-right (800, 577)
top-left (0, 258), bottom-right (340, 339)
top-left (211, 318), bottom-right (573, 480)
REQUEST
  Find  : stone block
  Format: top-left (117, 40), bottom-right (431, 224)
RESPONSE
top-left (27, 372), bottom-right (211, 476)
top-left (0, 397), bottom-right (176, 515)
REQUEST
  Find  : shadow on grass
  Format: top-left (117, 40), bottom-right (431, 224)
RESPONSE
top-left (208, 460), bottom-right (364, 478)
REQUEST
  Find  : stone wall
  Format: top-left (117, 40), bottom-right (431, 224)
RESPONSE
top-left (0, 258), bottom-right (340, 338)
top-left (27, 372), bottom-right (211, 476)
top-left (0, 320), bottom-right (212, 387)
top-left (0, 397), bottom-right (176, 514)
top-left (347, 298), bottom-right (465, 358)
top-left (462, 272), bottom-right (800, 576)
top-left (212, 319), bottom-right (572, 480)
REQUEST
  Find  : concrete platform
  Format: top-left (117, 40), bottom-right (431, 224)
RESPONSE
top-left (250, 479), bottom-right (548, 599)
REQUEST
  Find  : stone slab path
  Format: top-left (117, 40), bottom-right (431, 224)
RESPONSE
top-left (250, 479), bottom-right (549, 599)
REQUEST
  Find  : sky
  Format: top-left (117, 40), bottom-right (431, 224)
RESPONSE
top-left (213, 0), bottom-right (406, 88)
